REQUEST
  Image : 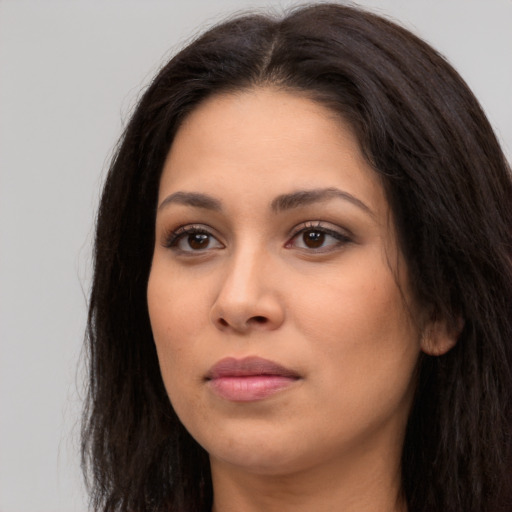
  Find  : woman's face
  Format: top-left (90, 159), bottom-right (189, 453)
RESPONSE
top-left (147, 88), bottom-right (425, 476)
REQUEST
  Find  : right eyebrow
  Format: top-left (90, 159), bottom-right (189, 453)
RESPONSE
top-left (158, 191), bottom-right (222, 212)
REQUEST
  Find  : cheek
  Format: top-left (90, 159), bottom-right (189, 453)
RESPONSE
top-left (291, 253), bottom-right (420, 406)
top-left (295, 255), bottom-right (413, 341)
top-left (147, 266), bottom-right (210, 393)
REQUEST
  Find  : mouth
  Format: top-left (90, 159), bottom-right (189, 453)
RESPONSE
top-left (205, 356), bottom-right (301, 402)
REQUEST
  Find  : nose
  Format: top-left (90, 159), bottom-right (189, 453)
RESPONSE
top-left (210, 248), bottom-right (285, 333)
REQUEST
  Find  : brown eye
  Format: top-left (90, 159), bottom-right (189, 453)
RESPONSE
top-left (166, 227), bottom-right (224, 253)
top-left (188, 233), bottom-right (209, 250)
top-left (303, 230), bottom-right (325, 248)
top-left (287, 224), bottom-right (351, 252)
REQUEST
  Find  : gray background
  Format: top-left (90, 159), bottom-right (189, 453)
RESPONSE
top-left (1, 1), bottom-right (511, 510)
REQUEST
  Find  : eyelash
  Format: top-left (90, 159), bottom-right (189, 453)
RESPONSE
top-left (287, 222), bottom-right (352, 252)
top-left (163, 224), bottom-right (221, 252)
top-left (162, 222), bottom-right (352, 254)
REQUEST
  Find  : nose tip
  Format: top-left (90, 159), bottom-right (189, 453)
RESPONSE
top-left (213, 299), bottom-right (284, 333)
top-left (210, 257), bottom-right (285, 333)
top-left (215, 313), bottom-right (273, 332)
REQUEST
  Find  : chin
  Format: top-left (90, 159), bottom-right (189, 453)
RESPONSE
top-left (202, 425), bottom-right (334, 477)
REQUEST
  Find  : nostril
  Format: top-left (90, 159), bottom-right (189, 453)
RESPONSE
top-left (214, 314), bottom-right (273, 330)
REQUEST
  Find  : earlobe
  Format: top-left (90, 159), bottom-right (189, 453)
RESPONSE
top-left (420, 316), bottom-right (464, 356)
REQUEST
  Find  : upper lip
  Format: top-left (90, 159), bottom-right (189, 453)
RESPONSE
top-left (206, 356), bottom-right (300, 380)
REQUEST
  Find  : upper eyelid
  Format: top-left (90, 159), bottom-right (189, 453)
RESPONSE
top-left (288, 221), bottom-right (352, 238)
top-left (165, 223), bottom-right (218, 236)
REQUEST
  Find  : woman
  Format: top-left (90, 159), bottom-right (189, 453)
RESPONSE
top-left (82, 3), bottom-right (512, 511)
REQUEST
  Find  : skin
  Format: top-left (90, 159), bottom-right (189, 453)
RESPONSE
top-left (147, 88), bottom-right (455, 512)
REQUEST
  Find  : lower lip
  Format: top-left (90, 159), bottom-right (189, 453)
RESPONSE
top-left (208, 375), bottom-right (299, 402)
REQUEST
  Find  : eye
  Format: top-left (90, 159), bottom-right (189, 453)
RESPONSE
top-left (164, 225), bottom-right (224, 253)
top-left (287, 223), bottom-right (351, 252)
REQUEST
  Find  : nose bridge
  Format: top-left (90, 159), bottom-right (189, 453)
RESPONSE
top-left (221, 240), bottom-right (268, 307)
top-left (211, 239), bottom-right (284, 331)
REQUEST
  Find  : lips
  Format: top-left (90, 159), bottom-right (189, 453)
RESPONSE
top-left (206, 356), bottom-right (301, 402)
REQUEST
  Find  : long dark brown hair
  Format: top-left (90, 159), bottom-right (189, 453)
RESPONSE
top-left (82, 3), bottom-right (512, 511)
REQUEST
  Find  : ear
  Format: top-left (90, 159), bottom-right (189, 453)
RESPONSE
top-left (420, 316), bottom-right (464, 356)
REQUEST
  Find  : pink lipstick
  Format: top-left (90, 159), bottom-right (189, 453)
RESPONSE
top-left (206, 356), bottom-right (300, 402)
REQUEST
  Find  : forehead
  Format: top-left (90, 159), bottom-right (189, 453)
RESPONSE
top-left (159, 87), bottom-right (385, 215)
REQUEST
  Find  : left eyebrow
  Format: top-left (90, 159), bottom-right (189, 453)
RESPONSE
top-left (271, 187), bottom-right (374, 217)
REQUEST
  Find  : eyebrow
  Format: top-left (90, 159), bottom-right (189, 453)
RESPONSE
top-left (271, 187), bottom-right (374, 216)
top-left (158, 191), bottom-right (222, 212)
top-left (158, 187), bottom-right (373, 217)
